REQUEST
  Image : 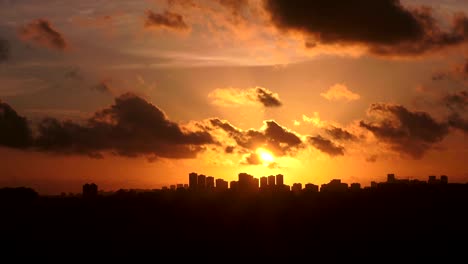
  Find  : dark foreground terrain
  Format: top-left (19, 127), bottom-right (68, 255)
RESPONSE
top-left (2, 185), bottom-right (468, 260)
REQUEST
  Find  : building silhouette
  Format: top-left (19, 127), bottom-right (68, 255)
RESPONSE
top-left (260, 177), bottom-right (268, 189)
top-left (276, 174), bottom-right (284, 187)
top-left (215, 179), bottom-right (228, 191)
top-left (198, 174), bottom-right (206, 190)
top-left (304, 183), bottom-right (319, 192)
top-left (206, 176), bottom-right (215, 190)
top-left (82, 183), bottom-right (98, 198)
top-left (321, 179), bottom-right (348, 193)
top-left (189, 172), bottom-right (198, 190)
top-left (268, 175), bottom-right (275, 187)
top-left (292, 183), bottom-right (302, 193)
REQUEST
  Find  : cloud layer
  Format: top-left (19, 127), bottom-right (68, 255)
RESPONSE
top-left (0, 94), bottom-right (214, 159)
top-left (321, 84), bottom-right (360, 101)
top-left (18, 19), bottom-right (67, 50)
top-left (264, 0), bottom-right (468, 56)
top-left (145, 10), bottom-right (189, 31)
top-left (0, 38), bottom-right (9, 62)
top-left (208, 87), bottom-right (282, 108)
top-left (360, 103), bottom-right (450, 159)
top-left (0, 101), bottom-right (33, 148)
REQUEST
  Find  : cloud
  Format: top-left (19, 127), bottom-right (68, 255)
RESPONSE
top-left (448, 113), bottom-right (468, 134)
top-left (0, 94), bottom-right (214, 159)
top-left (92, 80), bottom-right (113, 95)
top-left (208, 87), bottom-right (282, 108)
top-left (359, 103), bottom-right (450, 159)
top-left (256, 87), bottom-right (282, 107)
top-left (0, 38), bottom-right (9, 62)
top-left (34, 93), bottom-right (214, 159)
top-left (321, 84), bottom-right (360, 101)
top-left (263, 0), bottom-right (468, 56)
top-left (242, 152), bottom-right (261, 165)
top-left (325, 126), bottom-right (358, 141)
top-left (308, 135), bottom-right (344, 157)
top-left (444, 90), bottom-right (467, 112)
top-left (0, 101), bottom-right (33, 149)
top-left (209, 118), bottom-right (302, 156)
top-left (431, 72), bottom-right (448, 81)
top-left (454, 59), bottom-right (468, 79)
top-left (18, 19), bottom-right (67, 50)
top-left (144, 10), bottom-right (189, 31)
top-left (366, 155), bottom-right (378, 163)
top-left (302, 112), bottom-right (325, 127)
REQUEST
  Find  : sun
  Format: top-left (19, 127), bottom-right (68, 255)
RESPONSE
top-left (256, 148), bottom-right (275, 165)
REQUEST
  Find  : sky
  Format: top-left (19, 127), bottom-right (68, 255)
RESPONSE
top-left (0, 0), bottom-right (467, 194)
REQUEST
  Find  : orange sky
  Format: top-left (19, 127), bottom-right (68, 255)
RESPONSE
top-left (0, 0), bottom-right (467, 194)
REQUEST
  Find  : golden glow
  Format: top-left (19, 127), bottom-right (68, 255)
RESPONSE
top-left (257, 148), bottom-right (275, 165)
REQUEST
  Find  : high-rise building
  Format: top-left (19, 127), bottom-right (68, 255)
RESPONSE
top-left (276, 174), bottom-right (284, 186)
top-left (198, 174), bottom-right (206, 190)
top-left (428, 175), bottom-right (437, 184)
top-left (230, 181), bottom-right (238, 191)
top-left (350, 183), bottom-right (361, 191)
top-left (320, 179), bottom-right (348, 192)
top-left (260, 177), bottom-right (268, 189)
top-left (292, 183), bottom-right (302, 193)
top-left (440, 175), bottom-right (448, 184)
top-left (387, 173), bottom-right (396, 183)
top-left (216, 179), bottom-right (228, 191)
top-left (304, 183), bottom-right (319, 192)
top-left (253, 178), bottom-right (259, 190)
top-left (238, 173), bottom-right (253, 191)
top-left (176, 184), bottom-right (184, 189)
top-left (189, 172), bottom-right (198, 190)
top-left (170, 185), bottom-right (176, 191)
top-left (268, 175), bottom-right (275, 187)
top-left (206, 176), bottom-right (215, 189)
top-left (82, 183), bottom-right (98, 198)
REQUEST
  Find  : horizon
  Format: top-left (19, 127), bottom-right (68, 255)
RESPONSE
top-left (0, 0), bottom-right (467, 195)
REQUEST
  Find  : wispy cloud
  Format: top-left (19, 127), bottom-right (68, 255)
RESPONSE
top-left (321, 84), bottom-right (360, 102)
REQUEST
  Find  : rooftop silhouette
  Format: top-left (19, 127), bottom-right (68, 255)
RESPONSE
top-left (1, 171), bottom-right (468, 259)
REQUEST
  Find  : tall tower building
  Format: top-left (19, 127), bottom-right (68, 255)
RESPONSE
top-left (260, 177), bottom-right (268, 189)
top-left (268, 175), bottom-right (276, 187)
top-left (198, 174), bottom-right (206, 190)
top-left (189, 172), bottom-right (198, 190)
top-left (276, 174), bottom-right (284, 186)
top-left (206, 176), bottom-right (215, 189)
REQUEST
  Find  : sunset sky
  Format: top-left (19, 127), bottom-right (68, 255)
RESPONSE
top-left (0, 0), bottom-right (467, 194)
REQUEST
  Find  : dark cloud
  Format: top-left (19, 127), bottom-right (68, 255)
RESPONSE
top-left (64, 68), bottom-right (84, 81)
top-left (264, 0), bottom-right (468, 56)
top-left (443, 90), bottom-right (468, 134)
top-left (360, 103), bottom-right (450, 159)
top-left (92, 81), bottom-right (113, 95)
top-left (144, 10), bottom-right (189, 31)
top-left (455, 59), bottom-right (468, 79)
top-left (325, 126), bottom-right (358, 141)
top-left (256, 87), bottom-right (282, 107)
top-left (242, 152), bottom-right (261, 165)
top-left (431, 72), bottom-right (448, 81)
top-left (34, 93), bottom-right (214, 159)
top-left (210, 118), bottom-right (302, 156)
top-left (225, 145), bottom-right (235, 153)
top-left (444, 90), bottom-right (467, 111)
top-left (448, 113), bottom-right (468, 134)
top-left (18, 19), bottom-right (67, 50)
top-left (0, 38), bottom-right (10, 62)
top-left (366, 155), bottom-right (378, 163)
top-left (0, 101), bottom-right (33, 149)
top-left (308, 135), bottom-right (344, 157)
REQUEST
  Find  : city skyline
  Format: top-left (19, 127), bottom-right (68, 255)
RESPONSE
top-left (0, 0), bottom-right (467, 195)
